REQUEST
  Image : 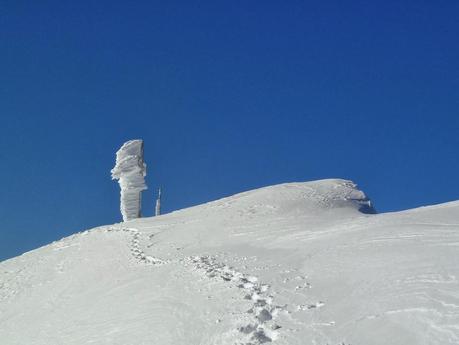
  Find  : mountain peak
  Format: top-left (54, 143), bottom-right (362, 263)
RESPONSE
top-left (189, 179), bottom-right (376, 220)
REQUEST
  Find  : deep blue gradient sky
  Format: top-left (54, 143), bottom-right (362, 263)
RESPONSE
top-left (1, 1), bottom-right (458, 260)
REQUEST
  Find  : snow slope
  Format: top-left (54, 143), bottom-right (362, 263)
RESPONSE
top-left (1, 179), bottom-right (458, 345)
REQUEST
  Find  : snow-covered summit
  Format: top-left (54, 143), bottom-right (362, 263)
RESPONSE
top-left (1, 179), bottom-right (458, 345)
top-left (194, 179), bottom-right (375, 217)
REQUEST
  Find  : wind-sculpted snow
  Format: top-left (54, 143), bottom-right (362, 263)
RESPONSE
top-left (111, 140), bottom-right (147, 221)
top-left (1, 179), bottom-right (458, 345)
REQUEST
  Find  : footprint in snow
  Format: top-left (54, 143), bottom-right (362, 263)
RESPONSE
top-left (187, 255), bottom-right (284, 344)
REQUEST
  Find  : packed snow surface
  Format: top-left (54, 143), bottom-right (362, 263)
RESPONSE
top-left (111, 139), bottom-right (147, 221)
top-left (1, 179), bottom-right (459, 345)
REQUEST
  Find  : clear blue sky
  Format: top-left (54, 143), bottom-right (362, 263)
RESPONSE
top-left (1, 1), bottom-right (458, 261)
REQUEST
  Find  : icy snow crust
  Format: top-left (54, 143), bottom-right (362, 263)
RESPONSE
top-left (1, 179), bottom-right (459, 345)
top-left (111, 140), bottom-right (147, 221)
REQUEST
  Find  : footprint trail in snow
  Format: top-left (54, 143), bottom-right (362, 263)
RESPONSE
top-left (106, 225), bottom-right (167, 265)
top-left (187, 255), bottom-right (286, 344)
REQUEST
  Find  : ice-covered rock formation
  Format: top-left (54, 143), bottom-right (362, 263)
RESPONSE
top-left (111, 140), bottom-right (147, 221)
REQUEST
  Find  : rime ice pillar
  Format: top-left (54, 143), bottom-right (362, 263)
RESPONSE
top-left (111, 140), bottom-right (147, 221)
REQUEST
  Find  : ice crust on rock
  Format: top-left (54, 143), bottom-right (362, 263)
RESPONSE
top-left (111, 139), bottom-right (147, 221)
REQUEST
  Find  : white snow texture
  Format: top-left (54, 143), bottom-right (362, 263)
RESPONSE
top-left (111, 140), bottom-right (147, 221)
top-left (1, 179), bottom-right (459, 345)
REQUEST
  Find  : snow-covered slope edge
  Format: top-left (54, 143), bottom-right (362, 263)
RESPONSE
top-left (1, 179), bottom-right (458, 345)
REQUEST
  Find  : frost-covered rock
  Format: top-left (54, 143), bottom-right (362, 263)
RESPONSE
top-left (111, 140), bottom-right (147, 221)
